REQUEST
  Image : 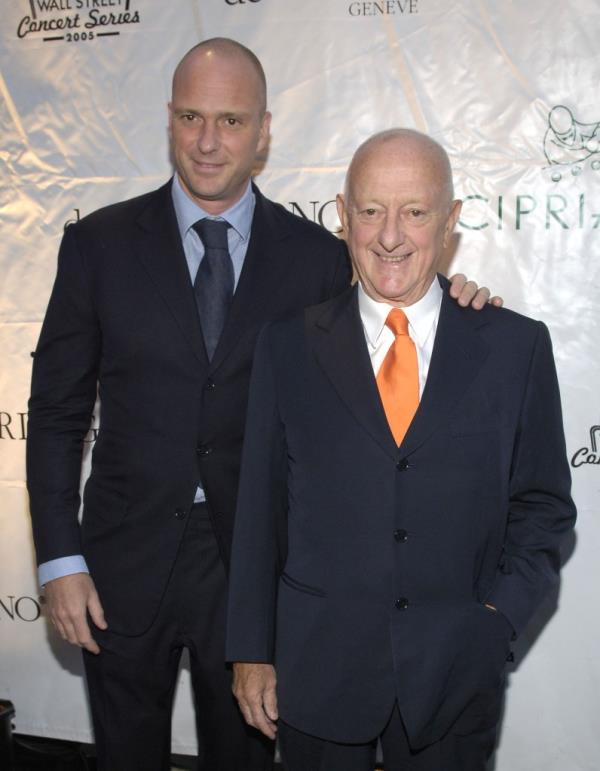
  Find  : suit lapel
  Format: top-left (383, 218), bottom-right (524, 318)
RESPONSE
top-left (311, 278), bottom-right (490, 460)
top-left (401, 278), bottom-right (490, 455)
top-left (209, 185), bottom-right (292, 371)
top-left (134, 181), bottom-right (208, 365)
top-left (310, 286), bottom-right (399, 461)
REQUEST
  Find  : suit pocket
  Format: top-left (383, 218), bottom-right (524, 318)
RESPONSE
top-left (82, 477), bottom-right (128, 527)
top-left (280, 571), bottom-right (326, 598)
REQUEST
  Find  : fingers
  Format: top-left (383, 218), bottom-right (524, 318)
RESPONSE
top-left (88, 589), bottom-right (108, 631)
top-left (232, 663), bottom-right (278, 740)
top-left (44, 573), bottom-right (103, 655)
top-left (468, 285), bottom-right (490, 309)
top-left (448, 272), bottom-right (467, 298)
top-left (263, 682), bottom-right (279, 722)
top-left (452, 277), bottom-right (489, 308)
top-left (449, 273), bottom-right (504, 309)
top-left (452, 277), bottom-right (485, 307)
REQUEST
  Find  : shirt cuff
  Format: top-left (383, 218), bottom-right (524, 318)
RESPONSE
top-left (38, 555), bottom-right (89, 587)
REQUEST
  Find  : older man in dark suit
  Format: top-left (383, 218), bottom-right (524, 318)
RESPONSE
top-left (27, 38), bottom-right (493, 771)
top-left (227, 128), bottom-right (576, 770)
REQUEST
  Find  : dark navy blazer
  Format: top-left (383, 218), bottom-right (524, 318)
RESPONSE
top-left (27, 180), bottom-right (350, 636)
top-left (226, 277), bottom-right (575, 748)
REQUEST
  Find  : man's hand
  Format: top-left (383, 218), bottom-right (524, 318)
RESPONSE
top-left (232, 662), bottom-right (278, 740)
top-left (43, 573), bottom-right (107, 655)
top-left (449, 273), bottom-right (504, 309)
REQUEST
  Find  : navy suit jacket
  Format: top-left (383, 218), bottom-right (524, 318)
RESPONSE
top-left (226, 277), bottom-right (575, 748)
top-left (27, 180), bottom-right (350, 635)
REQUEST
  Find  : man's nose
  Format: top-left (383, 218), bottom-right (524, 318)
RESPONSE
top-left (378, 215), bottom-right (406, 252)
top-left (197, 121), bottom-right (219, 153)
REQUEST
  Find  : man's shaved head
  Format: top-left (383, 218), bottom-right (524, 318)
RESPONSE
top-left (173, 38), bottom-right (267, 115)
top-left (345, 129), bottom-right (455, 209)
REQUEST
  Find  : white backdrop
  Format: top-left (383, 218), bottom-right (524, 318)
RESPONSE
top-left (1, 1), bottom-right (598, 768)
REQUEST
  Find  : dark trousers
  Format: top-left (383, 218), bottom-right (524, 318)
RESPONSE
top-left (83, 503), bottom-right (273, 771)
top-left (278, 701), bottom-right (499, 771)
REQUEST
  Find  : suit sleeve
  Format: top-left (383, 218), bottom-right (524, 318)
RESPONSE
top-left (486, 322), bottom-right (576, 636)
top-left (226, 323), bottom-right (288, 663)
top-left (27, 223), bottom-right (101, 566)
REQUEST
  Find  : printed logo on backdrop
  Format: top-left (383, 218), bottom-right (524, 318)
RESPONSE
top-left (287, 199), bottom-right (339, 233)
top-left (0, 411), bottom-right (98, 442)
top-left (224, 0), bottom-right (262, 4)
top-left (571, 425), bottom-right (600, 468)
top-left (348, 0), bottom-right (418, 16)
top-left (544, 106), bottom-right (600, 183)
top-left (17, 0), bottom-right (141, 43)
top-left (0, 595), bottom-right (42, 623)
top-left (459, 104), bottom-right (600, 232)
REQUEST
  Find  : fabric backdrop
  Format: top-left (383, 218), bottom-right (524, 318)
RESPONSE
top-left (1, 1), bottom-right (598, 767)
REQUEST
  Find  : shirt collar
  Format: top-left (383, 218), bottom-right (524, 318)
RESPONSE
top-left (358, 277), bottom-right (443, 348)
top-left (171, 174), bottom-right (255, 242)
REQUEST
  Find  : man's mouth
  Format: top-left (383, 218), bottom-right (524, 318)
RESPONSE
top-left (192, 160), bottom-right (225, 172)
top-left (374, 251), bottom-right (412, 263)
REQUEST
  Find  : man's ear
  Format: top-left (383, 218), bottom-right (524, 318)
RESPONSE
top-left (167, 102), bottom-right (173, 140)
top-left (443, 199), bottom-right (462, 248)
top-left (257, 111), bottom-right (272, 155)
top-left (336, 193), bottom-right (348, 236)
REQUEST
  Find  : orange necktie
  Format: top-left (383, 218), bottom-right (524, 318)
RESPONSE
top-left (376, 308), bottom-right (419, 446)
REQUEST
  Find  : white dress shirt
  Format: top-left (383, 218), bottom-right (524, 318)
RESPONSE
top-left (357, 277), bottom-right (443, 396)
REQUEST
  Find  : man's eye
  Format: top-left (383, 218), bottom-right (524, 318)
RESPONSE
top-left (409, 209), bottom-right (425, 217)
top-left (363, 208), bottom-right (377, 216)
top-left (181, 113), bottom-right (196, 122)
top-left (225, 117), bottom-right (240, 126)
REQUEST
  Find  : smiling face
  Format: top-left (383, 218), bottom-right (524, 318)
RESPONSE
top-left (337, 131), bottom-right (461, 307)
top-left (168, 44), bottom-right (271, 215)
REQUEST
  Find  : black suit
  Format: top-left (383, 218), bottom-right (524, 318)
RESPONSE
top-left (226, 279), bottom-right (575, 769)
top-left (27, 180), bottom-right (350, 767)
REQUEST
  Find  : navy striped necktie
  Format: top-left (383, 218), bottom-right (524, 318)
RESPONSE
top-left (192, 218), bottom-right (233, 360)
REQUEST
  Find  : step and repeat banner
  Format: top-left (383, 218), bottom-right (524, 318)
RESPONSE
top-left (1, 1), bottom-right (598, 768)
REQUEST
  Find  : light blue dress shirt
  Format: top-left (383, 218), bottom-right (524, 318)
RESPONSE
top-left (38, 176), bottom-right (255, 585)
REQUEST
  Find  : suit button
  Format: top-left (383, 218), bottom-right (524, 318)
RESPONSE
top-left (394, 529), bottom-right (408, 543)
top-left (197, 445), bottom-right (212, 456)
top-left (205, 379), bottom-right (216, 391)
top-left (395, 597), bottom-right (409, 610)
top-left (174, 508), bottom-right (186, 520)
top-left (396, 458), bottom-right (409, 471)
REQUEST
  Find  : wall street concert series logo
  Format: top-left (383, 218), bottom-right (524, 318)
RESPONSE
top-left (571, 425), bottom-right (600, 468)
top-left (17, 0), bottom-right (141, 43)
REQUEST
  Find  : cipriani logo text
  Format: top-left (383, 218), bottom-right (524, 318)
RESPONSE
top-left (544, 105), bottom-right (600, 183)
top-left (17, 0), bottom-right (141, 43)
top-left (571, 425), bottom-right (600, 469)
